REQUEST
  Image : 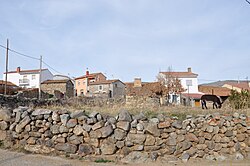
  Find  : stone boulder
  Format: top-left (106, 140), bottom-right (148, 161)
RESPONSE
top-left (0, 109), bottom-right (12, 121)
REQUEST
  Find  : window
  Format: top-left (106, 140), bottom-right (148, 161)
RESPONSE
top-left (186, 80), bottom-right (192, 86)
top-left (78, 81), bottom-right (80, 86)
top-left (23, 75), bottom-right (27, 79)
top-left (115, 84), bottom-right (118, 88)
top-left (99, 85), bottom-right (103, 91)
top-left (32, 75), bottom-right (36, 80)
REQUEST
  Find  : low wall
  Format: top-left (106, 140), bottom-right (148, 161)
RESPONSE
top-left (0, 107), bottom-right (249, 163)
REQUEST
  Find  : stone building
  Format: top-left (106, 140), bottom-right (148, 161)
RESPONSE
top-left (41, 79), bottom-right (74, 98)
top-left (87, 79), bottom-right (125, 98)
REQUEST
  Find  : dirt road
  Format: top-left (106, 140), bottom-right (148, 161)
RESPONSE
top-left (0, 149), bottom-right (249, 166)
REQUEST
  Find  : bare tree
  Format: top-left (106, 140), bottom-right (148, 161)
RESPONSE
top-left (157, 67), bottom-right (184, 105)
top-left (157, 66), bottom-right (184, 94)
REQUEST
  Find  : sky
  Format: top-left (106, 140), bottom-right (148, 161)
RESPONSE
top-left (0, 0), bottom-right (250, 84)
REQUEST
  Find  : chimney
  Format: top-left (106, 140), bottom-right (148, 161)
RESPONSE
top-left (86, 69), bottom-right (89, 76)
top-left (17, 67), bottom-right (21, 73)
top-left (134, 78), bottom-right (142, 88)
top-left (187, 67), bottom-right (192, 73)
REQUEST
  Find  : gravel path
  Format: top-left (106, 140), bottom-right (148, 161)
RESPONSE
top-left (0, 149), bottom-right (249, 166)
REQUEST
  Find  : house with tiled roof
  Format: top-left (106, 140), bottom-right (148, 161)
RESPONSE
top-left (88, 79), bottom-right (125, 98)
top-left (74, 70), bottom-right (106, 96)
top-left (158, 67), bottom-right (202, 106)
top-left (3, 67), bottom-right (53, 89)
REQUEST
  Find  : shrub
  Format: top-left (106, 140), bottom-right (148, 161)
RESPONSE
top-left (229, 89), bottom-right (250, 109)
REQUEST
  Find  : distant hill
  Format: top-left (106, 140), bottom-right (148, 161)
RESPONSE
top-left (200, 80), bottom-right (248, 87)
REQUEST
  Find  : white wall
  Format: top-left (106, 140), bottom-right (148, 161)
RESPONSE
top-left (180, 77), bottom-right (199, 93)
top-left (3, 69), bottom-right (53, 88)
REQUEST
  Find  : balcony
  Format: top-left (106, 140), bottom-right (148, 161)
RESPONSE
top-left (19, 79), bottom-right (30, 85)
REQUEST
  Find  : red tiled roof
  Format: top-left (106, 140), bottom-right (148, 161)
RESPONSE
top-left (198, 85), bottom-right (231, 96)
top-left (5, 69), bottom-right (47, 74)
top-left (75, 72), bottom-right (105, 80)
top-left (182, 93), bottom-right (203, 99)
top-left (160, 71), bottom-right (198, 78)
top-left (41, 79), bottom-right (70, 84)
top-left (89, 79), bottom-right (123, 85)
top-left (0, 80), bottom-right (17, 86)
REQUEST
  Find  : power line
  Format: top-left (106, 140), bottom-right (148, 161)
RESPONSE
top-left (0, 43), bottom-right (64, 75)
top-left (0, 44), bottom-right (39, 60)
top-left (42, 61), bottom-right (63, 75)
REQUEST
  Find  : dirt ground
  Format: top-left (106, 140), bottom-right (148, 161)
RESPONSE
top-left (0, 149), bottom-right (249, 166)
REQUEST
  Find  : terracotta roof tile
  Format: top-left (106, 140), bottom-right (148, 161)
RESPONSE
top-left (5, 69), bottom-right (48, 74)
top-left (160, 71), bottom-right (198, 78)
top-left (0, 80), bottom-right (17, 86)
top-left (198, 85), bottom-right (231, 96)
top-left (41, 79), bottom-right (70, 84)
top-left (89, 79), bottom-right (123, 85)
top-left (75, 72), bottom-right (105, 80)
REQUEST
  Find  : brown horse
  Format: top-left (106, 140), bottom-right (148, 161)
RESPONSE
top-left (201, 94), bottom-right (222, 109)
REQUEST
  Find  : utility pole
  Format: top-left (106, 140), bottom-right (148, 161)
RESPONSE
top-left (4, 39), bottom-right (9, 95)
top-left (39, 55), bottom-right (42, 100)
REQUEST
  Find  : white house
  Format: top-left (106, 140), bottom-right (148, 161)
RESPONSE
top-left (158, 67), bottom-right (202, 105)
top-left (3, 67), bottom-right (53, 88)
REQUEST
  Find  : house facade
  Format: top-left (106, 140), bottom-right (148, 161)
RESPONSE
top-left (88, 79), bottom-right (125, 98)
top-left (41, 79), bottom-right (74, 98)
top-left (75, 70), bottom-right (106, 96)
top-left (158, 67), bottom-right (201, 105)
top-left (3, 67), bottom-right (53, 89)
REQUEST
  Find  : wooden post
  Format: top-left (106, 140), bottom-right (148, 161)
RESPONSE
top-left (4, 39), bottom-right (9, 95)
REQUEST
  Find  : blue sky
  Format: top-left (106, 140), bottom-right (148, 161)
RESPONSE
top-left (0, 0), bottom-right (249, 83)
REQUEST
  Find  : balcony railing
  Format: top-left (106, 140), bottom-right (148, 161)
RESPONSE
top-left (19, 79), bottom-right (30, 85)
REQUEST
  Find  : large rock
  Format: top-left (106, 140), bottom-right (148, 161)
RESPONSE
top-left (121, 152), bottom-right (148, 163)
top-left (66, 119), bottom-right (77, 128)
top-left (117, 121), bottom-right (130, 131)
top-left (60, 114), bottom-right (69, 126)
top-left (127, 133), bottom-right (146, 144)
top-left (100, 140), bottom-right (117, 155)
top-left (32, 109), bottom-right (51, 116)
top-left (50, 125), bottom-right (60, 134)
top-left (158, 121), bottom-right (171, 129)
top-left (0, 121), bottom-right (8, 130)
top-left (99, 125), bottom-right (113, 138)
top-left (59, 125), bottom-right (69, 133)
top-left (15, 116), bottom-right (31, 133)
top-left (73, 125), bottom-right (83, 136)
top-left (52, 112), bottom-right (60, 121)
top-left (0, 109), bottom-right (12, 121)
top-left (92, 121), bottom-right (104, 131)
top-left (185, 133), bottom-right (199, 143)
top-left (114, 129), bottom-right (126, 141)
top-left (55, 143), bottom-right (77, 153)
top-left (24, 145), bottom-right (54, 154)
top-left (78, 144), bottom-right (94, 155)
top-left (145, 135), bottom-right (156, 146)
top-left (172, 120), bottom-right (182, 129)
top-left (118, 110), bottom-right (132, 122)
top-left (145, 122), bottom-right (160, 137)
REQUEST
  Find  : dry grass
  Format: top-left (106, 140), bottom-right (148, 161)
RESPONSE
top-left (39, 101), bottom-right (250, 120)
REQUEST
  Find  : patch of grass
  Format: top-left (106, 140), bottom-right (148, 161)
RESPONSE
top-left (94, 158), bottom-right (113, 163)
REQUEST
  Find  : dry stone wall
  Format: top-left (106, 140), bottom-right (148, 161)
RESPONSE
top-left (0, 107), bottom-right (250, 163)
